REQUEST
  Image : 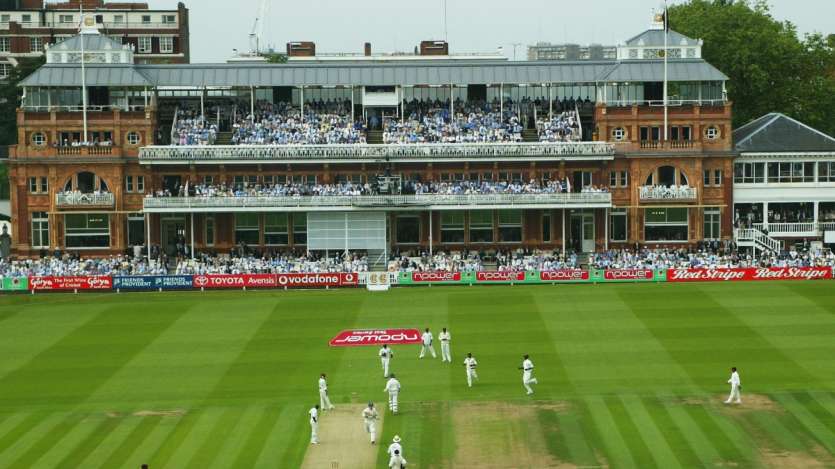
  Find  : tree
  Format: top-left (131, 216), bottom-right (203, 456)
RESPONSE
top-left (668, 0), bottom-right (835, 136)
top-left (0, 56), bottom-right (45, 146)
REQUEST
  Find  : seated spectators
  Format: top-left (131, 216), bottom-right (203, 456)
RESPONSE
top-left (537, 111), bottom-right (581, 142)
top-left (388, 250), bottom-right (483, 272)
top-left (175, 250), bottom-right (368, 274)
top-left (231, 100), bottom-right (366, 145)
top-left (496, 249), bottom-right (578, 272)
top-left (384, 100), bottom-right (523, 144)
top-left (591, 247), bottom-right (835, 269)
top-left (0, 253), bottom-right (165, 277)
top-left (173, 107), bottom-right (217, 146)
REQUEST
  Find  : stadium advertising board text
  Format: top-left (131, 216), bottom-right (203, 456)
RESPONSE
top-left (276, 273), bottom-right (357, 287)
top-left (409, 271), bottom-right (463, 283)
top-left (113, 275), bottom-right (194, 291)
top-left (666, 267), bottom-right (832, 282)
top-left (1, 277), bottom-right (28, 291)
top-left (28, 276), bottom-right (112, 291)
top-left (476, 271), bottom-right (526, 282)
top-left (192, 274), bottom-right (278, 289)
top-left (329, 328), bottom-right (422, 347)
top-left (539, 270), bottom-right (590, 282)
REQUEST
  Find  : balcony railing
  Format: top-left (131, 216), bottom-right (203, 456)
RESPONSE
top-left (639, 186), bottom-right (697, 201)
top-left (56, 192), bottom-right (115, 207)
top-left (56, 146), bottom-right (113, 156)
top-left (639, 140), bottom-right (696, 150)
top-left (138, 142), bottom-right (616, 163)
top-left (143, 193), bottom-right (612, 211)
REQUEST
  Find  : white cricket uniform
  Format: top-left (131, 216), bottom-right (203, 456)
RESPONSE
top-left (464, 356), bottom-right (478, 387)
top-left (522, 358), bottom-right (538, 394)
top-left (309, 407), bottom-right (319, 444)
top-left (388, 454), bottom-right (407, 468)
top-left (318, 377), bottom-right (334, 410)
top-left (725, 371), bottom-right (741, 403)
top-left (384, 377), bottom-right (401, 413)
top-left (379, 346), bottom-right (394, 377)
top-left (387, 442), bottom-right (403, 458)
top-left (362, 406), bottom-right (379, 443)
top-left (439, 331), bottom-right (452, 362)
top-left (419, 331), bottom-right (436, 358)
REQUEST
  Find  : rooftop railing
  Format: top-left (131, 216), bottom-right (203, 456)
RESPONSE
top-left (56, 192), bottom-right (115, 207)
top-left (139, 142), bottom-right (615, 162)
top-left (143, 192), bottom-right (612, 210)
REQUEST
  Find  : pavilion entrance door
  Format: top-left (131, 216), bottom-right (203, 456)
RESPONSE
top-left (160, 216), bottom-right (186, 257)
top-left (570, 210), bottom-right (596, 253)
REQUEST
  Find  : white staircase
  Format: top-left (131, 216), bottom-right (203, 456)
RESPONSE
top-left (735, 228), bottom-right (782, 254)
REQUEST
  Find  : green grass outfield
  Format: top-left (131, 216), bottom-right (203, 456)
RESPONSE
top-left (0, 282), bottom-right (834, 468)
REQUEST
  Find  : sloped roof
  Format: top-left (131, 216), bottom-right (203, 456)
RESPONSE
top-left (625, 29), bottom-right (701, 47)
top-left (49, 34), bottom-right (125, 52)
top-left (734, 113), bottom-right (835, 153)
top-left (600, 59), bottom-right (727, 82)
top-left (19, 65), bottom-right (152, 87)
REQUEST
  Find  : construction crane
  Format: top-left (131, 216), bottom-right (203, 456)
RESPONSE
top-left (249, 0), bottom-right (271, 55)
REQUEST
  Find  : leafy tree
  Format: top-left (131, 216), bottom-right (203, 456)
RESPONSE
top-left (669, 0), bottom-right (835, 136)
top-left (0, 56), bottom-right (44, 146)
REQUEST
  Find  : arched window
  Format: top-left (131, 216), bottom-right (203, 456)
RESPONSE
top-left (645, 166), bottom-right (688, 186)
top-left (63, 172), bottom-right (109, 193)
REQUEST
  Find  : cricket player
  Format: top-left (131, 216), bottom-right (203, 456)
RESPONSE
top-left (318, 373), bottom-right (335, 411)
top-left (309, 404), bottom-right (319, 444)
top-left (389, 449), bottom-right (407, 468)
top-left (379, 344), bottom-right (394, 377)
top-left (463, 352), bottom-right (478, 387)
top-left (362, 401), bottom-right (379, 444)
top-left (519, 354), bottom-right (538, 395)
top-left (387, 435), bottom-right (403, 459)
top-left (419, 328), bottom-right (436, 359)
top-left (724, 367), bottom-right (742, 404)
top-left (384, 373), bottom-right (402, 413)
top-left (439, 327), bottom-right (452, 362)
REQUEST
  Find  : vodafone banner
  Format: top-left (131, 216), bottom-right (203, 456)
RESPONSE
top-left (276, 273), bottom-right (358, 288)
top-left (539, 270), bottom-right (590, 282)
top-left (411, 272), bottom-right (462, 283)
top-left (28, 276), bottom-right (112, 291)
top-left (476, 271), bottom-right (526, 282)
top-left (329, 328), bottom-right (422, 347)
top-left (603, 269), bottom-right (655, 281)
top-left (667, 267), bottom-right (833, 282)
top-left (192, 274), bottom-right (278, 289)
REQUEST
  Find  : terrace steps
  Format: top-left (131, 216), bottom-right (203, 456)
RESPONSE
top-left (214, 131), bottom-right (234, 145)
top-left (367, 130), bottom-right (384, 144)
top-left (522, 129), bottom-right (539, 143)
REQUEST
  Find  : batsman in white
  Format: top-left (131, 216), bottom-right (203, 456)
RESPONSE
top-left (384, 373), bottom-right (402, 414)
top-left (519, 354), bottom-right (538, 395)
top-left (724, 366), bottom-right (742, 404)
top-left (308, 404), bottom-right (320, 444)
top-left (419, 327), bottom-right (436, 359)
top-left (463, 352), bottom-right (478, 387)
top-left (439, 327), bottom-right (452, 362)
top-left (379, 344), bottom-right (394, 378)
top-left (318, 373), bottom-right (335, 411)
top-left (362, 401), bottom-right (379, 444)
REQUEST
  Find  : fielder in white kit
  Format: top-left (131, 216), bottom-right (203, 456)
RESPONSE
top-left (309, 404), bottom-right (320, 444)
top-left (724, 366), bottom-right (742, 404)
top-left (439, 327), bottom-right (452, 362)
top-left (387, 435), bottom-right (403, 459)
top-left (384, 373), bottom-right (402, 413)
top-left (463, 352), bottom-right (478, 387)
top-left (318, 373), bottom-right (335, 411)
top-left (419, 328), bottom-right (436, 358)
top-left (379, 344), bottom-right (394, 377)
top-left (362, 401), bottom-right (379, 444)
top-left (519, 354), bottom-right (538, 395)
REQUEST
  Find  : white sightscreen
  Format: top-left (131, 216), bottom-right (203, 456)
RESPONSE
top-left (307, 212), bottom-right (387, 251)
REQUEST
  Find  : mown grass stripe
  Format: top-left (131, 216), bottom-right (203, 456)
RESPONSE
top-left (641, 396), bottom-right (702, 468)
top-left (0, 413), bottom-right (29, 445)
top-left (55, 414), bottom-right (122, 468)
top-left (585, 396), bottom-right (637, 469)
top-left (746, 412), bottom-right (806, 452)
top-left (620, 395), bottom-right (682, 468)
top-left (809, 391), bottom-right (835, 417)
top-left (662, 401), bottom-right (723, 467)
top-left (0, 413), bottom-right (41, 457)
top-left (99, 416), bottom-right (164, 468)
top-left (184, 408), bottom-right (243, 469)
top-left (554, 410), bottom-right (599, 467)
top-left (32, 415), bottom-right (110, 468)
top-left (701, 405), bottom-right (758, 465)
top-left (5, 412), bottom-right (80, 468)
top-left (208, 405), bottom-right (264, 469)
top-left (229, 406), bottom-right (283, 468)
top-left (144, 410), bottom-right (203, 467)
top-left (254, 404), bottom-right (306, 468)
top-left (683, 405), bottom-right (747, 465)
top-left (776, 393), bottom-right (835, 454)
top-left (793, 392), bottom-right (835, 435)
top-left (121, 416), bottom-right (181, 469)
top-left (164, 409), bottom-right (227, 468)
top-left (76, 416), bottom-right (144, 467)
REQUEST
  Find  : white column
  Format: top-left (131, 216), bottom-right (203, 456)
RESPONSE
top-left (561, 209), bottom-right (566, 256)
top-left (351, 86), bottom-right (355, 122)
top-left (548, 84), bottom-right (553, 119)
top-left (763, 202), bottom-right (769, 232)
top-left (604, 208), bottom-right (609, 251)
top-left (449, 84), bottom-right (454, 117)
top-left (146, 212), bottom-right (151, 261)
top-left (143, 86), bottom-right (148, 109)
top-left (190, 213), bottom-right (195, 259)
top-left (250, 86), bottom-right (255, 121)
top-left (429, 210), bottom-right (433, 256)
top-left (499, 83), bottom-right (504, 116)
top-left (300, 86), bottom-right (304, 123)
top-left (200, 87), bottom-right (205, 120)
top-left (814, 201), bottom-right (820, 226)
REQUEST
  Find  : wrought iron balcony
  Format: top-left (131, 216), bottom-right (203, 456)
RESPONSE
top-left (56, 192), bottom-right (115, 208)
top-left (639, 185), bottom-right (697, 201)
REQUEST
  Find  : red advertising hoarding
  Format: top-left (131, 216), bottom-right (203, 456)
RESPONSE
top-left (192, 274), bottom-right (279, 289)
top-left (329, 328), bottom-right (422, 347)
top-left (666, 267), bottom-right (832, 282)
top-left (276, 273), bottom-right (358, 287)
top-left (476, 271), bottom-right (526, 282)
top-left (604, 269), bottom-right (654, 281)
top-left (411, 272), bottom-right (462, 283)
top-left (539, 270), bottom-right (590, 281)
top-left (28, 276), bottom-right (112, 291)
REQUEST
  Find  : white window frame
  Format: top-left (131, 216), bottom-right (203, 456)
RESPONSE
top-left (32, 132), bottom-right (46, 147)
top-left (0, 63), bottom-right (10, 78)
top-left (31, 212), bottom-right (49, 249)
top-left (0, 37), bottom-right (10, 53)
top-left (704, 208), bottom-right (721, 240)
top-left (162, 15), bottom-right (176, 24)
top-left (138, 37), bottom-right (152, 53)
top-left (159, 36), bottom-right (174, 54)
top-left (29, 37), bottom-right (42, 53)
top-left (141, 15), bottom-right (152, 24)
top-left (612, 127), bottom-right (626, 142)
top-left (610, 208), bottom-right (628, 242)
top-left (136, 175), bottom-right (144, 193)
top-left (59, 14), bottom-right (73, 24)
top-left (126, 131), bottom-right (141, 145)
top-left (125, 175), bottom-right (133, 193)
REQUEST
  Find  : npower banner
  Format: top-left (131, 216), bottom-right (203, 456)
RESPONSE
top-left (28, 276), bottom-right (112, 291)
top-left (666, 267), bottom-right (833, 282)
top-left (476, 271), bottom-right (526, 283)
top-left (539, 270), bottom-right (590, 282)
top-left (591, 269), bottom-right (665, 282)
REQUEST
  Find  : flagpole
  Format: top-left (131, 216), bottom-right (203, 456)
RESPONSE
top-left (79, 5), bottom-right (88, 144)
top-left (663, 0), bottom-right (668, 142)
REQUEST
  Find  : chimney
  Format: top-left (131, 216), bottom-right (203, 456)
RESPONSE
top-left (286, 41), bottom-right (316, 57)
top-left (364, 42), bottom-right (371, 56)
top-left (419, 40), bottom-right (449, 56)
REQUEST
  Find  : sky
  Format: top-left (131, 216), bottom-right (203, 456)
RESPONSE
top-left (144, 0), bottom-right (833, 63)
